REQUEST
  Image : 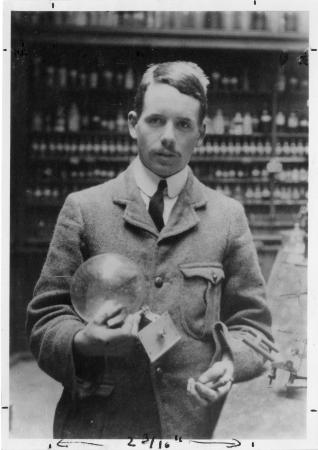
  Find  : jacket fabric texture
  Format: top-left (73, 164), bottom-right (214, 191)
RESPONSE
top-left (26, 163), bottom-right (273, 439)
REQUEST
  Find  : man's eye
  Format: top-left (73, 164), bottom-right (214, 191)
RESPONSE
top-left (178, 121), bottom-right (192, 130)
top-left (148, 117), bottom-right (164, 126)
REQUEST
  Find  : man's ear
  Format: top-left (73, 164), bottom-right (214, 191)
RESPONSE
top-left (197, 122), bottom-right (206, 147)
top-left (128, 111), bottom-right (138, 139)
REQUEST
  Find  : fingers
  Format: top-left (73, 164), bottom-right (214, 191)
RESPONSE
top-left (187, 378), bottom-right (209, 407)
top-left (187, 369), bottom-right (234, 407)
top-left (93, 300), bottom-right (126, 325)
top-left (131, 311), bottom-right (142, 336)
top-left (106, 310), bottom-right (127, 328)
top-left (198, 362), bottom-right (227, 384)
top-left (195, 381), bottom-right (218, 403)
top-left (216, 380), bottom-right (232, 398)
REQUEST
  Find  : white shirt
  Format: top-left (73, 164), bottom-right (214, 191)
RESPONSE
top-left (131, 156), bottom-right (189, 225)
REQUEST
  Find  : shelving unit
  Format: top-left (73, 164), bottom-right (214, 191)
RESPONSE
top-left (10, 11), bottom-right (308, 352)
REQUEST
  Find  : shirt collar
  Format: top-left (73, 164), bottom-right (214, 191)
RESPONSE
top-left (132, 155), bottom-right (189, 199)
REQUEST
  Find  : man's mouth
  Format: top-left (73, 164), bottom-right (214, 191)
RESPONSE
top-left (156, 150), bottom-right (177, 158)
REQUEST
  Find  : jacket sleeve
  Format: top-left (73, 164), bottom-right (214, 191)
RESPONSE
top-left (26, 194), bottom-right (105, 394)
top-left (218, 201), bottom-right (274, 382)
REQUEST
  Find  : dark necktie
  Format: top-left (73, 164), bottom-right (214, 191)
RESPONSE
top-left (148, 179), bottom-right (167, 231)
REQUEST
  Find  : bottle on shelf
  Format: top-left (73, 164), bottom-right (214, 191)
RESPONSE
top-left (45, 65), bottom-right (55, 88)
top-left (116, 110), bottom-right (126, 133)
top-left (67, 103), bottom-right (81, 132)
top-left (259, 109), bottom-right (272, 133)
top-left (69, 68), bottom-right (78, 89)
top-left (287, 111), bottom-right (299, 132)
top-left (89, 66), bottom-right (98, 89)
top-left (212, 109), bottom-right (225, 135)
top-left (78, 67), bottom-right (88, 89)
top-left (276, 72), bottom-right (286, 92)
top-left (210, 71), bottom-right (221, 92)
top-left (124, 67), bottom-right (135, 91)
top-left (32, 111), bottom-right (43, 132)
top-left (275, 111), bottom-right (286, 133)
top-left (242, 112), bottom-right (253, 135)
top-left (299, 116), bottom-right (308, 133)
top-left (55, 106), bottom-right (66, 133)
top-left (251, 114), bottom-right (260, 133)
top-left (231, 112), bottom-right (244, 135)
top-left (58, 58), bottom-right (68, 89)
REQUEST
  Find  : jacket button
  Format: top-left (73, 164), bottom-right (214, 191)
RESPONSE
top-left (155, 367), bottom-right (163, 378)
top-left (154, 276), bottom-right (163, 288)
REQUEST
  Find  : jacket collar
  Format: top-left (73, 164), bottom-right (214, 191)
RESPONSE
top-left (112, 162), bottom-right (207, 240)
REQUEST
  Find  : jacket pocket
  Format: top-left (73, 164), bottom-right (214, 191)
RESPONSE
top-left (178, 263), bottom-right (225, 340)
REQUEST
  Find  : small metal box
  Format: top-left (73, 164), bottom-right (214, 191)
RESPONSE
top-left (138, 311), bottom-right (181, 363)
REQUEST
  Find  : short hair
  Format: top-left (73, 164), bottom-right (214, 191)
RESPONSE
top-left (134, 61), bottom-right (209, 124)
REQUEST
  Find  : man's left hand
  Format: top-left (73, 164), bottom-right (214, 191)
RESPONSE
top-left (187, 355), bottom-right (234, 406)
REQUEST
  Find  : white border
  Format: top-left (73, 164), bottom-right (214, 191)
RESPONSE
top-left (1, 1), bottom-right (318, 450)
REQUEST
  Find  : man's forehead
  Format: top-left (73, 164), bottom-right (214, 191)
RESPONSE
top-left (142, 82), bottom-right (201, 118)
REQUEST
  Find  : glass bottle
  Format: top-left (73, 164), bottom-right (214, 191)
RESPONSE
top-left (211, 71), bottom-right (221, 92)
top-left (275, 111), bottom-right (286, 133)
top-left (32, 111), bottom-right (43, 132)
top-left (46, 65), bottom-right (55, 88)
top-left (68, 103), bottom-right (81, 132)
top-left (58, 58), bottom-right (68, 89)
top-left (260, 109), bottom-right (272, 133)
top-left (213, 109), bottom-right (225, 135)
top-left (287, 111), bottom-right (299, 132)
top-left (243, 112), bottom-right (253, 135)
top-left (69, 68), bottom-right (78, 89)
top-left (125, 67), bottom-right (134, 91)
top-left (89, 67), bottom-right (98, 89)
top-left (55, 106), bottom-right (66, 133)
top-left (232, 112), bottom-right (244, 135)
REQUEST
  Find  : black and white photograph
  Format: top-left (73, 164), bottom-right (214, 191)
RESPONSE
top-left (1, 2), bottom-right (318, 449)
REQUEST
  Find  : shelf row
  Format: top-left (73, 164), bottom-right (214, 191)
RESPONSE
top-left (29, 139), bottom-right (308, 160)
top-left (30, 102), bottom-right (308, 136)
top-left (13, 12), bottom-right (308, 34)
top-left (30, 131), bottom-right (309, 139)
top-left (33, 165), bottom-right (308, 184)
top-left (29, 155), bottom-right (308, 165)
top-left (30, 56), bottom-right (308, 97)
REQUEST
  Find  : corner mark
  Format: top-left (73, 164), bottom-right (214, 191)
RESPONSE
top-left (310, 409), bottom-right (317, 412)
top-left (52, 2), bottom-right (54, 8)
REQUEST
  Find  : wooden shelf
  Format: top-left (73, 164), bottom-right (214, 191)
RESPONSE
top-left (14, 24), bottom-right (308, 51)
top-left (30, 155), bottom-right (134, 163)
top-left (276, 132), bottom-right (308, 139)
top-left (200, 178), bottom-right (269, 184)
top-left (29, 155), bottom-right (308, 164)
top-left (30, 130), bottom-right (131, 138)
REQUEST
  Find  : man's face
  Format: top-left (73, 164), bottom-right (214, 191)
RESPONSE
top-left (128, 83), bottom-right (205, 178)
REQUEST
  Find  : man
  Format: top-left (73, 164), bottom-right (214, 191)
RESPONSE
top-left (26, 61), bottom-right (273, 439)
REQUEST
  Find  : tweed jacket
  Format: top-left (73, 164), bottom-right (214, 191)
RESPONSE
top-left (26, 163), bottom-right (272, 439)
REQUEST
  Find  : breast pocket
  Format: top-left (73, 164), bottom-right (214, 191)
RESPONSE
top-left (178, 263), bottom-right (225, 340)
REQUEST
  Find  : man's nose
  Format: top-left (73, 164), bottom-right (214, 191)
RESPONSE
top-left (161, 122), bottom-right (176, 149)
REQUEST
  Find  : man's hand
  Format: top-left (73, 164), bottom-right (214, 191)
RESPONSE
top-left (73, 299), bottom-right (141, 358)
top-left (187, 355), bottom-right (234, 406)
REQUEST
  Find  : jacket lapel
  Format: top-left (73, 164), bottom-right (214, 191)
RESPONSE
top-left (112, 163), bottom-right (207, 240)
top-left (112, 165), bottom-right (159, 236)
top-left (158, 170), bottom-right (207, 243)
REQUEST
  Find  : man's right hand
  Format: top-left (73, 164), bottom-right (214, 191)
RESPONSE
top-left (73, 300), bottom-right (141, 358)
